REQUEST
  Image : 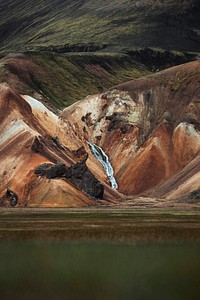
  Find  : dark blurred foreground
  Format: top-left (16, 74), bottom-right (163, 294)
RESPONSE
top-left (0, 208), bottom-right (199, 300)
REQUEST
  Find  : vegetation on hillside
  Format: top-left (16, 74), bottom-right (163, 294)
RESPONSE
top-left (0, 0), bottom-right (199, 54)
top-left (0, 0), bottom-right (199, 109)
top-left (0, 52), bottom-right (151, 109)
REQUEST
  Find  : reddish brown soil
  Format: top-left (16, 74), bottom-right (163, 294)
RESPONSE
top-left (1, 61), bottom-right (200, 207)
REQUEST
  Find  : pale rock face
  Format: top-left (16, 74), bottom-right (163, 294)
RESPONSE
top-left (22, 95), bottom-right (59, 137)
top-left (0, 119), bottom-right (37, 145)
top-left (22, 95), bottom-right (59, 122)
top-left (173, 122), bottom-right (200, 166)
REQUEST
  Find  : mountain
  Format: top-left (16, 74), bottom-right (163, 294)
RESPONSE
top-left (61, 60), bottom-right (200, 201)
top-left (0, 49), bottom-right (198, 110)
top-left (0, 78), bottom-right (123, 207)
top-left (0, 61), bottom-right (200, 207)
top-left (0, 0), bottom-right (200, 53)
top-left (0, 1), bottom-right (200, 208)
top-left (0, 1), bottom-right (199, 108)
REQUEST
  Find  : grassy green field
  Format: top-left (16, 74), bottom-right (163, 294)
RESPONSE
top-left (0, 209), bottom-right (199, 300)
top-left (0, 208), bottom-right (200, 240)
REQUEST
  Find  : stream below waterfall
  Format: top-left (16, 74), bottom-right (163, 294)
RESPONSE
top-left (87, 141), bottom-right (118, 190)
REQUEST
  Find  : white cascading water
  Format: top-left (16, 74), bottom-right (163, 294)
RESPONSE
top-left (87, 141), bottom-right (118, 190)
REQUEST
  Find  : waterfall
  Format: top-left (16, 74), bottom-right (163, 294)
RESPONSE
top-left (87, 141), bottom-right (118, 190)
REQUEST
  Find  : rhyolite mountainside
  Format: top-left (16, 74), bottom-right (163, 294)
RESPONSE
top-left (0, 0), bottom-right (200, 207)
top-left (0, 60), bottom-right (200, 207)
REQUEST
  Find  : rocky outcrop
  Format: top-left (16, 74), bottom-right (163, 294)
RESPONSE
top-left (189, 189), bottom-right (200, 202)
top-left (35, 161), bottom-right (104, 199)
top-left (127, 48), bottom-right (197, 71)
top-left (0, 188), bottom-right (18, 207)
top-left (31, 136), bottom-right (88, 165)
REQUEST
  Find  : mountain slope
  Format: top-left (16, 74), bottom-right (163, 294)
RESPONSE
top-left (61, 60), bottom-right (200, 201)
top-left (0, 52), bottom-right (151, 108)
top-left (1, 60), bottom-right (199, 207)
top-left (0, 0), bottom-right (200, 53)
top-left (0, 83), bottom-right (123, 207)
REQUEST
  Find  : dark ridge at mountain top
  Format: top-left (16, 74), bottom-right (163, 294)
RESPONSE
top-left (0, 0), bottom-right (200, 53)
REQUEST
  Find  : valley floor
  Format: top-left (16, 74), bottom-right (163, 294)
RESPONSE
top-left (0, 207), bottom-right (199, 240)
top-left (0, 208), bottom-right (200, 300)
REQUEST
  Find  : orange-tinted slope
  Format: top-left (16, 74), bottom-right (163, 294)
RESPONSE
top-left (61, 60), bottom-right (200, 200)
top-left (1, 60), bottom-right (200, 207)
top-left (0, 84), bottom-right (114, 207)
top-left (114, 61), bottom-right (200, 196)
top-left (146, 154), bottom-right (200, 200)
